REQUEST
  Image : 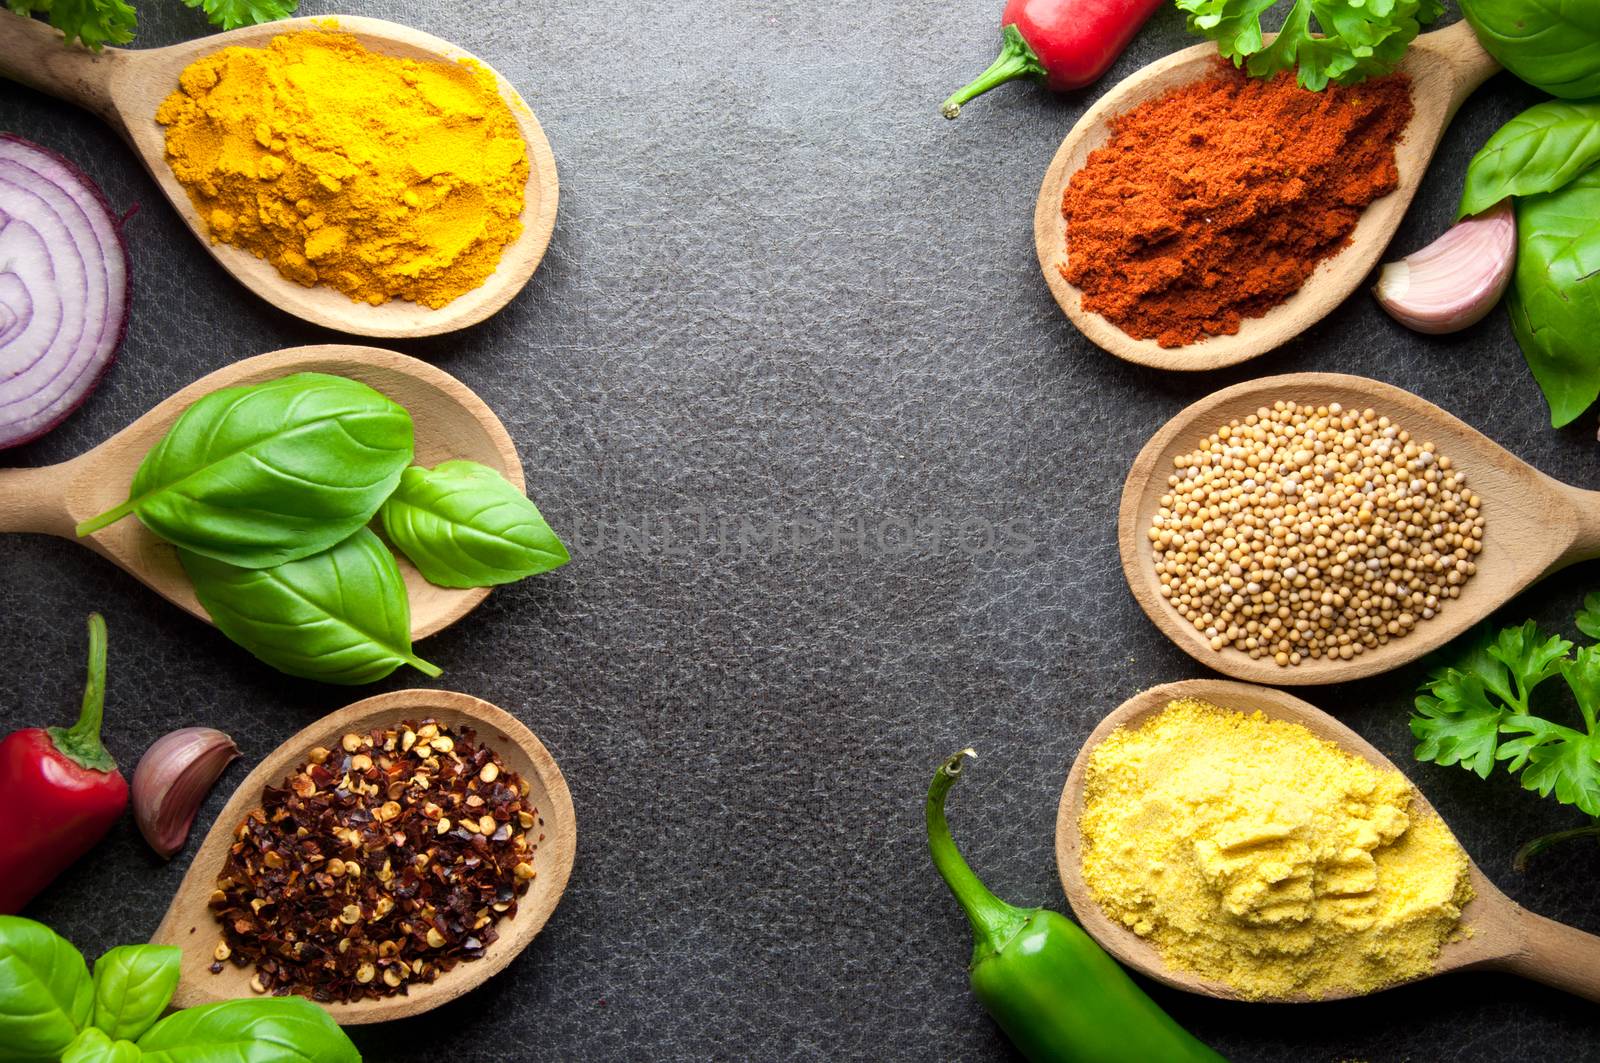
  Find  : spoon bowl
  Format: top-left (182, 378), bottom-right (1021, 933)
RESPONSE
top-left (1056, 678), bottom-right (1600, 1002)
top-left (0, 12), bottom-right (558, 337)
top-left (152, 688), bottom-right (576, 1023)
top-left (1033, 20), bottom-right (1498, 370)
top-left (1119, 373), bottom-right (1600, 685)
top-left (0, 344), bottom-right (523, 640)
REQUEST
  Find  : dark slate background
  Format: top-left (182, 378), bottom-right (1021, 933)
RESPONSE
top-left (3, 1), bottom-right (1598, 1059)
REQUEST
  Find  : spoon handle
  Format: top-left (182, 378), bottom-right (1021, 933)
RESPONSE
top-left (1555, 486), bottom-right (1600, 569)
top-left (0, 11), bottom-right (121, 120)
top-left (0, 464), bottom-right (77, 537)
top-left (1414, 18), bottom-right (1500, 115)
top-left (1498, 907), bottom-right (1600, 1003)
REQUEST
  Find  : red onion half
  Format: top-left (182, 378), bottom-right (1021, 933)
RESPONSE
top-left (0, 134), bottom-right (129, 450)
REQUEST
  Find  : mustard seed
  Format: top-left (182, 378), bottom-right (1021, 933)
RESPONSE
top-left (1148, 401), bottom-right (1483, 666)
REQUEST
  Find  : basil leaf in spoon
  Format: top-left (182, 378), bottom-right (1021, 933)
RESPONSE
top-left (180, 528), bottom-right (440, 684)
top-left (77, 373), bottom-right (413, 569)
top-left (1509, 168), bottom-right (1600, 427)
top-left (381, 460), bottom-right (569, 588)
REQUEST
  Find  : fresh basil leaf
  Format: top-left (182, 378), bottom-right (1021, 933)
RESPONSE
top-left (380, 461), bottom-right (569, 589)
top-left (136, 998), bottom-right (359, 1063)
top-left (1459, 100), bottom-right (1600, 218)
top-left (181, 528), bottom-right (440, 684)
top-left (91, 946), bottom-right (180, 1043)
top-left (1509, 169), bottom-right (1600, 427)
top-left (61, 1027), bottom-right (141, 1063)
top-left (77, 373), bottom-right (413, 569)
top-left (1460, 0), bottom-right (1600, 100)
top-left (0, 916), bottom-right (93, 1063)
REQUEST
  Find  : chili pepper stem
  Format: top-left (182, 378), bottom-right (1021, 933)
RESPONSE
top-left (941, 25), bottom-right (1047, 119)
top-left (45, 613), bottom-right (117, 774)
top-left (1514, 823), bottom-right (1600, 872)
top-left (927, 749), bottom-right (1032, 961)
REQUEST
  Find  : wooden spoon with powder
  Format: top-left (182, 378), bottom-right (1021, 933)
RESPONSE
top-left (1056, 679), bottom-right (1600, 1003)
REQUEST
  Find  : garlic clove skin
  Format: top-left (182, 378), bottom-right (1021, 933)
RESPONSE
top-left (132, 727), bottom-right (240, 859)
top-left (1374, 199), bottom-right (1516, 335)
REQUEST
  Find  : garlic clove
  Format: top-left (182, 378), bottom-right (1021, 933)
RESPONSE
top-left (132, 727), bottom-right (240, 859)
top-left (1374, 199), bottom-right (1516, 335)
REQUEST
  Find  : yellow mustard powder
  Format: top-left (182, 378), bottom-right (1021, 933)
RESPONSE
top-left (1079, 698), bottom-right (1472, 999)
top-left (156, 31), bottom-right (528, 309)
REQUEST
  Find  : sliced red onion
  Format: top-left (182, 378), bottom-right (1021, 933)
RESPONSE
top-left (0, 134), bottom-right (129, 449)
top-left (1373, 199), bottom-right (1516, 335)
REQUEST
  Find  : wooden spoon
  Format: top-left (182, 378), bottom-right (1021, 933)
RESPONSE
top-left (152, 688), bottom-right (576, 1022)
top-left (1119, 372), bottom-right (1600, 685)
top-left (0, 344), bottom-right (522, 640)
top-left (0, 12), bottom-right (558, 338)
top-left (1033, 20), bottom-right (1499, 370)
top-left (1056, 678), bottom-right (1600, 1002)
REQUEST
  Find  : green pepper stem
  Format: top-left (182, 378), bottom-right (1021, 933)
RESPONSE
top-left (940, 24), bottom-right (1047, 119)
top-left (1514, 823), bottom-right (1600, 872)
top-left (47, 613), bottom-right (118, 774)
top-left (926, 749), bottom-right (1031, 960)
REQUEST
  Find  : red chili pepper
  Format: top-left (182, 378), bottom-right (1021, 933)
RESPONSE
top-left (942, 0), bottom-right (1167, 119)
top-left (0, 613), bottom-right (127, 914)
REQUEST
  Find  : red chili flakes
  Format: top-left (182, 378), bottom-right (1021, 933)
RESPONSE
top-left (208, 718), bottom-right (542, 1002)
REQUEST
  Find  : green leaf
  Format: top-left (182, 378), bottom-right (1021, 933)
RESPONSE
top-left (1459, 100), bottom-right (1600, 218)
top-left (61, 1028), bottom-right (141, 1063)
top-left (182, 528), bottom-right (439, 685)
top-left (381, 462), bottom-right (570, 589)
top-left (1488, 621), bottom-right (1570, 706)
top-left (9, 0), bottom-right (137, 48)
top-left (184, 0), bottom-right (297, 30)
top-left (1499, 714), bottom-right (1600, 816)
top-left (1176, 0), bottom-right (1442, 89)
top-left (1576, 592), bottom-right (1600, 641)
top-left (0, 916), bottom-right (93, 1063)
top-left (1412, 673), bottom-right (1507, 777)
top-left (1460, 0), bottom-right (1600, 99)
top-left (91, 946), bottom-right (180, 1043)
top-left (77, 373), bottom-right (414, 569)
top-left (137, 998), bottom-right (360, 1063)
top-left (1509, 170), bottom-right (1600, 427)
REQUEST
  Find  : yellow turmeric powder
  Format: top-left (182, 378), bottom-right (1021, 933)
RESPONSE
top-left (1079, 698), bottom-right (1472, 999)
top-left (156, 31), bottom-right (528, 309)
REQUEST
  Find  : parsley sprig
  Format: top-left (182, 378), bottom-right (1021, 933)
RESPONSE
top-left (6, 0), bottom-right (295, 49)
top-left (1413, 595), bottom-right (1600, 865)
top-left (1174, 0), bottom-right (1446, 91)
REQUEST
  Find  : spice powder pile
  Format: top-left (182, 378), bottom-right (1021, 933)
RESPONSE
top-left (1079, 698), bottom-right (1473, 1000)
top-left (1061, 66), bottom-right (1414, 347)
top-left (1149, 401), bottom-right (1483, 667)
top-left (157, 31), bottom-right (529, 309)
top-left (209, 719), bottom-right (542, 1001)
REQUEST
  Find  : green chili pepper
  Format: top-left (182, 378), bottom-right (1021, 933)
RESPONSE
top-left (926, 749), bottom-right (1226, 1063)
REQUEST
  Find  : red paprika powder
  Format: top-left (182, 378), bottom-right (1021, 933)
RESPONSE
top-left (1060, 66), bottom-right (1414, 348)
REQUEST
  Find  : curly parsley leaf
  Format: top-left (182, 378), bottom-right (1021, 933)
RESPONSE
top-left (1412, 673), bottom-right (1507, 777)
top-left (1576, 592), bottom-right (1600, 641)
top-left (1174, 0), bottom-right (1445, 91)
top-left (182, 0), bottom-right (297, 31)
top-left (8, 0), bottom-right (136, 48)
top-left (1414, 617), bottom-right (1600, 819)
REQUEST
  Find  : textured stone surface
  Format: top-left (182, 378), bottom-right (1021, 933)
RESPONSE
top-left (2, 2), bottom-right (1598, 1059)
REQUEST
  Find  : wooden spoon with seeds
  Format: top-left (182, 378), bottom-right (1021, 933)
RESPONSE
top-left (0, 12), bottom-right (558, 338)
top-left (0, 344), bottom-right (521, 640)
top-left (1056, 679), bottom-right (1600, 1002)
top-left (1034, 20), bottom-right (1499, 370)
top-left (1119, 372), bottom-right (1600, 686)
top-left (152, 688), bottom-right (576, 1023)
